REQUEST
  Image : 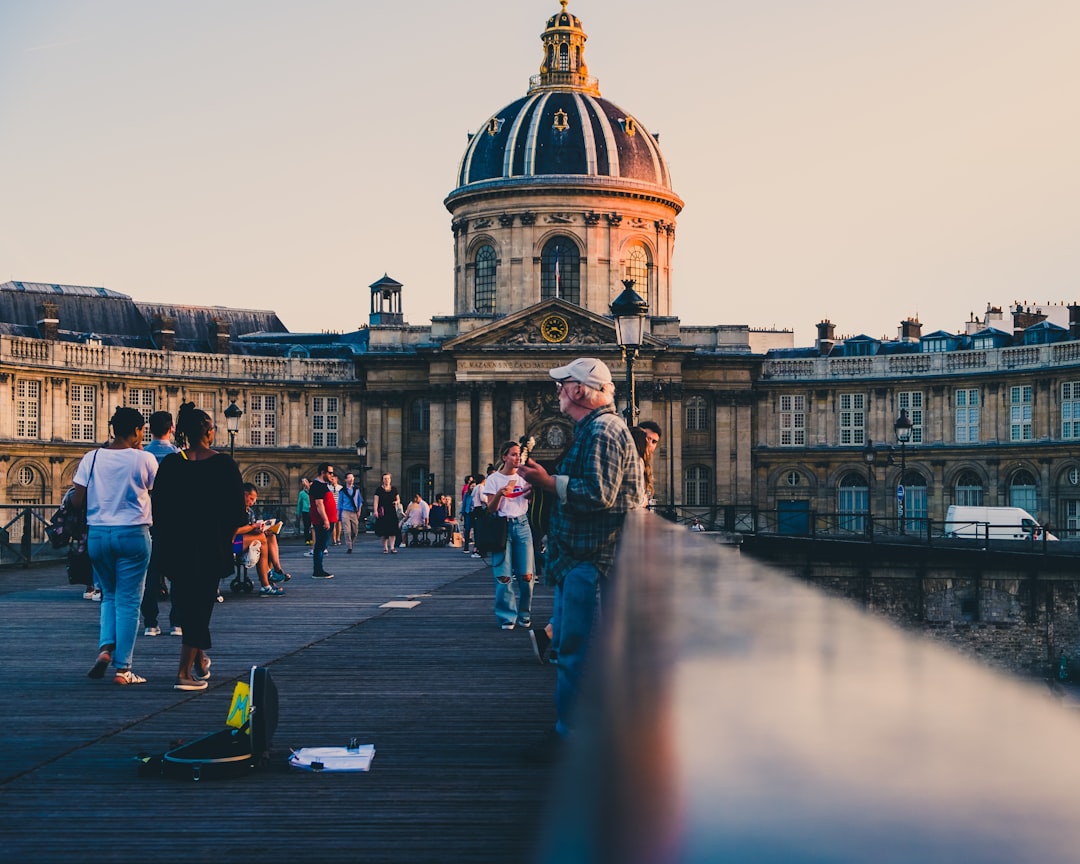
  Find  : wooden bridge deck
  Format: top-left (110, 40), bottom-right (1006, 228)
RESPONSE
top-left (0, 535), bottom-right (558, 864)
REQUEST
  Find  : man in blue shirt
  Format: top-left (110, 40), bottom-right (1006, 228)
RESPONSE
top-left (338, 472), bottom-right (363, 553)
top-left (142, 411), bottom-right (181, 636)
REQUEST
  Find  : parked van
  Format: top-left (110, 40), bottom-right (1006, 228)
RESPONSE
top-left (944, 505), bottom-right (1058, 541)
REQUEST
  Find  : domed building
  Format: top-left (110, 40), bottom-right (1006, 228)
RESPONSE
top-left (445, 0), bottom-right (682, 321)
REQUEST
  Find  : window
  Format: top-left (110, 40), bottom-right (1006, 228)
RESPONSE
top-left (15, 379), bottom-right (40, 438)
top-left (685, 396), bottom-right (708, 432)
top-left (70, 384), bottom-right (96, 442)
top-left (126, 388), bottom-right (155, 423)
top-left (684, 465), bottom-right (710, 506)
top-left (541, 237), bottom-right (580, 305)
top-left (838, 473), bottom-right (868, 534)
top-left (1063, 382), bottom-right (1080, 439)
top-left (839, 393), bottom-right (865, 445)
top-left (249, 395), bottom-right (276, 447)
top-left (254, 471), bottom-right (271, 489)
top-left (312, 396), bottom-right (339, 448)
top-left (901, 471), bottom-right (927, 534)
top-left (474, 245), bottom-right (496, 314)
top-left (189, 391), bottom-right (216, 418)
top-left (779, 395), bottom-right (806, 446)
top-left (955, 389), bottom-right (979, 443)
top-left (1009, 470), bottom-right (1037, 513)
top-left (898, 391), bottom-right (923, 444)
top-left (955, 471), bottom-right (984, 507)
top-left (410, 399), bottom-right (430, 433)
top-left (1010, 385), bottom-right (1033, 441)
top-left (16, 465), bottom-right (34, 486)
top-left (785, 471), bottom-right (801, 487)
top-left (624, 244), bottom-right (648, 297)
top-left (406, 465), bottom-right (429, 501)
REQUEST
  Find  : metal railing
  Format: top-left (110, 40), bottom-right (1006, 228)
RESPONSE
top-left (0, 505), bottom-right (66, 568)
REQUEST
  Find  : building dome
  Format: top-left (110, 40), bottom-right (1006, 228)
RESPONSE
top-left (444, 2), bottom-right (682, 323)
top-left (448, 0), bottom-right (677, 198)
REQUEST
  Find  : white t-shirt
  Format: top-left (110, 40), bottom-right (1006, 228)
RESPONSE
top-left (482, 470), bottom-right (531, 519)
top-left (73, 447), bottom-right (157, 527)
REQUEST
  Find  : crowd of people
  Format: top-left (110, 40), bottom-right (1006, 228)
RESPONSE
top-left (73, 356), bottom-right (656, 763)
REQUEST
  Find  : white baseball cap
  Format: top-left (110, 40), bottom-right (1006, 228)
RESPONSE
top-left (549, 358), bottom-right (613, 390)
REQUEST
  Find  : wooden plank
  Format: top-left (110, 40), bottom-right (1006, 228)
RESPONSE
top-left (1, 536), bottom-right (560, 863)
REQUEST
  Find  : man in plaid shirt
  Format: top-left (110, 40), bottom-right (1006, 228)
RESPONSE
top-left (520, 357), bottom-right (644, 749)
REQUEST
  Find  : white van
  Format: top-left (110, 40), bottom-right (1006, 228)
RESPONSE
top-left (944, 505), bottom-right (1058, 541)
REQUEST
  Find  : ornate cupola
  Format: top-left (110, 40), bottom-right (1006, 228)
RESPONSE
top-left (530, 0), bottom-right (598, 96)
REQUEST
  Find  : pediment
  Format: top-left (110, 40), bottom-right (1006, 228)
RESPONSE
top-left (442, 299), bottom-right (664, 350)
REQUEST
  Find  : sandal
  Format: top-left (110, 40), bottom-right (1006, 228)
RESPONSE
top-left (114, 669), bottom-right (146, 685)
top-left (88, 649), bottom-right (112, 679)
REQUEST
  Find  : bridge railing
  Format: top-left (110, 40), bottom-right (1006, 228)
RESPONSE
top-left (0, 505), bottom-right (66, 569)
top-left (539, 511), bottom-right (1080, 862)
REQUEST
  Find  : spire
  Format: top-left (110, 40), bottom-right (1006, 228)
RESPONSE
top-left (528, 1), bottom-right (599, 96)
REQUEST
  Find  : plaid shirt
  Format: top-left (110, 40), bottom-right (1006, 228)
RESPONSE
top-left (546, 404), bottom-right (644, 585)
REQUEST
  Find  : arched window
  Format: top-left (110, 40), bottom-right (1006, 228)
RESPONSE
top-left (254, 470), bottom-right (271, 489)
top-left (955, 470), bottom-right (984, 507)
top-left (901, 470), bottom-right (927, 534)
top-left (558, 43), bottom-right (570, 71)
top-left (409, 399), bottom-right (430, 433)
top-left (1009, 469), bottom-right (1037, 513)
top-left (474, 245), bottom-right (496, 314)
top-left (624, 244), bottom-right (648, 297)
top-left (685, 396), bottom-right (708, 432)
top-left (838, 472), bottom-right (868, 534)
top-left (684, 465), bottom-right (711, 506)
top-left (541, 237), bottom-right (580, 305)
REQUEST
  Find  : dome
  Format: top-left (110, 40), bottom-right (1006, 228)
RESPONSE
top-left (453, 91), bottom-right (672, 192)
top-left (448, 1), bottom-right (676, 201)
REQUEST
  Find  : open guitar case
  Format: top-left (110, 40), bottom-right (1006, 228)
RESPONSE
top-left (140, 665), bottom-right (279, 781)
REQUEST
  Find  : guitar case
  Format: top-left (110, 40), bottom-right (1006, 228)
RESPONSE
top-left (158, 666), bottom-right (278, 781)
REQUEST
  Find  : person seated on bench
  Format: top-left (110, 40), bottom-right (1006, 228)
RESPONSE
top-left (428, 494), bottom-right (453, 546)
top-left (234, 484), bottom-right (290, 594)
top-left (402, 492), bottom-right (429, 548)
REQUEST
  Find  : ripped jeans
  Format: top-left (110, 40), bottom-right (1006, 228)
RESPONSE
top-left (491, 515), bottom-right (535, 627)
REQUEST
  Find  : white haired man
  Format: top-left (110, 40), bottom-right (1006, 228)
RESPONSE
top-left (518, 357), bottom-right (644, 758)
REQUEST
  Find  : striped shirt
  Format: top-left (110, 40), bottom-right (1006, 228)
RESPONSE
top-left (546, 404), bottom-right (644, 585)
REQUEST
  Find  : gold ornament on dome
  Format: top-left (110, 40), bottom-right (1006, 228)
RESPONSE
top-left (540, 315), bottom-right (569, 343)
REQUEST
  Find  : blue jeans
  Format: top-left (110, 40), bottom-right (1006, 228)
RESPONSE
top-left (88, 524), bottom-right (152, 670)
top-left (313, 524), bottom-right (329, 575)
top-left (553, 561), bottom-right (607, 737)
top-left (491, 515), bottom-right (535, 626)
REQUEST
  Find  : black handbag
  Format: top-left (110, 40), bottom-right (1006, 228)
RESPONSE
top-left (67, 549), bottom-right (93, 586)
top-left (473, 510), bottom-right (508, 555)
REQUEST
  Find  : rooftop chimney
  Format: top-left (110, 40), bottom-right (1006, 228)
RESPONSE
top-left (151, 315), bottom-right (176, 351)
top-left (208, 318), bottom-right (231, 354)
top-left (36, 301), bottom-right (59, 341)
top-left (898, 317), bottom-right (922, 343)
top-left (815, 319), bottom-right (835, 356)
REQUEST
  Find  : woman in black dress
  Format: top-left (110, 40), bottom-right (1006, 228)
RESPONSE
top-left (373, 472), bottom-right (401, 554)
top-left (152, 403), bottom-right (245, 691)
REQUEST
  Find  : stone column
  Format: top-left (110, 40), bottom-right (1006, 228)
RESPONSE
top-left (455, 386), bottom-right (474, 483)
top-left (478, 386), bottom-right (495, 472)
top-left (429, 398), bottom-right (445, 494)
top-left (367, 401), bottom-right (384, 478)
top-left (510, 386), bottom-right (526, 441)
top-left (385, 400), bottom-right (403, 481)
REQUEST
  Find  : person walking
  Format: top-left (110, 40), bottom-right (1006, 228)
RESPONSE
top-left (373, 473), bottom-right (401, 554)
top-left (482, 440), bottom-right (535, 630)
top-left (152, 402), bottom-right (246, 690)
top-left (519, 358), bottom-right (644, 750)
top-left (141, 410), bottom-right (180, 638)
top-left (77, 407), bottom-right (159, 686)
top-left (338, 472), bottom-right (363, 553)
top-left (308, 463), bottom-right (336, 578)
top-left (297, 478), bottom-right (312, 545)
top-left (460, 476), bottom-right (476, 554)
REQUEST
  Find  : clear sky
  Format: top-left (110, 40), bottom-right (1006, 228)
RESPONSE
top-left (2, 1), bottom-right (1077, 345)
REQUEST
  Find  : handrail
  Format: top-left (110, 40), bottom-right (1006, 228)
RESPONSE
top-left (539, 511), bottom-right (1080, 861)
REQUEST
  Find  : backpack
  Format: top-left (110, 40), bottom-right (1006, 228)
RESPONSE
top-left (47, 488), bottom-right (87, 550)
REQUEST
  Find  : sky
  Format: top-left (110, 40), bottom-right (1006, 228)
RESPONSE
top-left (1, 0), bottom-right (1077, 345)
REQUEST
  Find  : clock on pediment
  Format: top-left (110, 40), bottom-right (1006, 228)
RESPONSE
top-left (540, 314), bottom-right (569, 343)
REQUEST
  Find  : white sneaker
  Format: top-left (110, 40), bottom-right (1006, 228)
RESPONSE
top-left (144, 626), bottom-right (161, 637)
top-left (170, 626), bottom-right (183, 636)
top-left (91, 589), bottom-right (102, 601)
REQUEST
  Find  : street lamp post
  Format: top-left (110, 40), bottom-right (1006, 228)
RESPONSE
top-left (610, 279), bottom-right (649, 427)
top-left (354, 437), bottom-right (371, 516)
top-left (224, 399), bottom-right (243, 461)
top-left (863, 438), bottom-right (876, 536)
top-left (894, 408), bottom-right (913, 534)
